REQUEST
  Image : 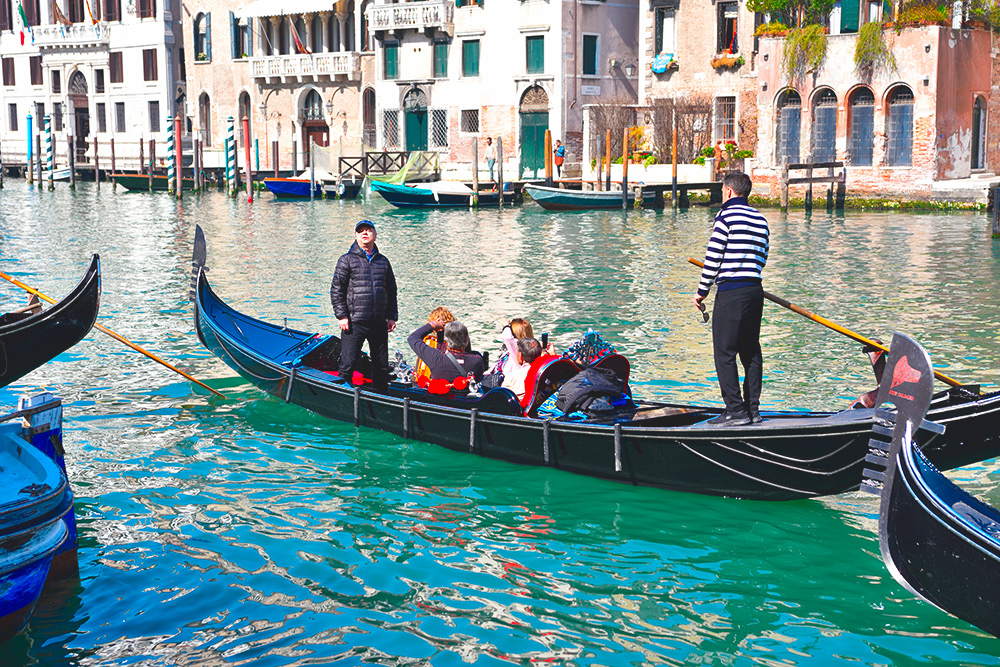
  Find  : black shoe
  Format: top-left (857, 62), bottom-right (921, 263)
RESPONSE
top-left (747, 409), bottom-right (762, 424)
top-left (707, 411), bottom-right (751, 426)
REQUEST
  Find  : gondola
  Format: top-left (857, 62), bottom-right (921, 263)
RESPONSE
top-left (370, 180), bottom-right (514, 208)
top-left (862, 333), bottom-right (1000, 638)
top-left (0, 255), bottom-right (101, 388)
top-left (524, 183), bottom-right (656, 211)
top-left (191, 227), bottom-right (1000, 501)
top-left (113, 173), bottom-right (195, 192)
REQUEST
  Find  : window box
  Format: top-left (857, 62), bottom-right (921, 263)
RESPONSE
top-left (710, 53), bottom-right (744, 69)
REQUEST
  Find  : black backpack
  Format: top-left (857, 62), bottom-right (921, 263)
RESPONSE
top-left (554, 366), bottom-right (634, 416)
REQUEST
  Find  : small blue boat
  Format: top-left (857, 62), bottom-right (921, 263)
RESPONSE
top-left (370, 180), bottom-right (514, 208)
top-left (264, 177), bottom-right (363, 200)
top-left (0, 392), bottom-right (77, 643)
top-left (524, 183), bottom-right (656, 211)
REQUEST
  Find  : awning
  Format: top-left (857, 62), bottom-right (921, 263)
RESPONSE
top-left (236, 0), bottom-right (338, 19)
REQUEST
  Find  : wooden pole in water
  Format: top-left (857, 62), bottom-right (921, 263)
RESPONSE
top-left (595, 139), bottom-right (602, 191)
top-left (93, 137), bottom-right (100, 189)
top-left (994, 186), bottom-right (1000, 237)
top-left (272, 140), bottom-right (278, 178)
top-left (110, 137), bottom-right (116, 189)
top-left (544, 128), bottom-right (552, 187)
top-left (497, 137), bottom-right (504, 208)
top-left (621, 126), bottom-right (629, 211)
top-left (175, 115), bottom-right (183, 199)
top-left (472, 141), bottom-right (479, 206)
top-left (148, 139), bottom-right (155, 192)
top-left (243, 115), bottom-right (253, 203)
top-left (35, 134), bottom-right (42, 188)
top-left (671, 109), bottom-right (678, 209)
top-left (309, 138), bottom-right (315, 201)
top-left (605, 129), bottom-right (612, 191)
top-left (68, 135), bottom-right (75, 189)
top-left (25, 112), bottom-right (32, 186)
top-left (139, 137), bottom-right (144, 174)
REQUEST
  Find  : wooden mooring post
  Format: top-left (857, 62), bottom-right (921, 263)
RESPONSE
top-left (781, 161), bottom-right (846, 212)
top-left (992, 183), bottom-right (1000, 237)
top-left (110, 138), bottom-right (116, 189)
top-left (471, 141), bottom-right (478, 206)
top-left (497, 137), bottom-right (504, 208)
top-left (93, 137), bottom-right (100, 188)
top-left (67, 136), bottom-right (75, 189)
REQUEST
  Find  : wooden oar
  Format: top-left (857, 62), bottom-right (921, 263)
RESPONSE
top-left (687, 257), bottom-right (968, 389)
top-left (0, 270), bottom-right (226, 398)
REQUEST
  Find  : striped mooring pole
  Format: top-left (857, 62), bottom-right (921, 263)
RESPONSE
top-left (226, 116), bottom-right (235, 197)
top-left (25, 113), bottom-right (32, 185)
top-left (166, 115), bottom-right (175, 195)
top-left (44, 114), bottom-right (53, 191)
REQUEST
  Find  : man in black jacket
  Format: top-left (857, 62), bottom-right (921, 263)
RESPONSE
top-left (331, 220), bottom-right (398, 391)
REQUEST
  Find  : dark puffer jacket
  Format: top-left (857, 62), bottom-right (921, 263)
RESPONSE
top-left (330, 242), bottom-right (398, 323)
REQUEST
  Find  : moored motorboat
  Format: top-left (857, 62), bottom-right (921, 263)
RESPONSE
top-left (0, 255), bottom-right (101, 388)
top-left (863, 333), bottom-right (1000, 638)
top-left (191, 227), bottom-right (1000, 501)
top-left (40, 167), bottom-right (71, 182)
top-left (524, 183), bottom-right (656, 211)
top-left (371, 180), bottom-right (514, 208)
top-left (0, 392), bottom-right (77, 643)
top-left (113, 173), bottom-right (195, 192)
top-left (262, 177), bottom-right (322, 199)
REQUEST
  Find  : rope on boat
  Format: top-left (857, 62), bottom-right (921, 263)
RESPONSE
top-left (469, 409), bottom-right (478, 452)
top-left (285, 367), bottom-right (296, 403)
top-left (354, 386), bottom-right (360, 427)
top-left (543, 420), bottom-right (550, 464)
top-left (403, 398), bottom-right (410, 438)
top-left (614, 423), bottom-right (622, 472)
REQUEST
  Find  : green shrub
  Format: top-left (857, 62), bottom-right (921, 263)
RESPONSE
top-left (755, 20), bottom-right (791, 36)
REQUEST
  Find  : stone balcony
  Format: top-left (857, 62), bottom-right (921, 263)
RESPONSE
top-left (367, 1), bottom-right (454, 35)
top-left (34, 23), bottom-right (111, 49)
top-left (249, 51), bottom-right (361, 82)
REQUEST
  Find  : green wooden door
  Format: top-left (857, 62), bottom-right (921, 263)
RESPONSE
top-left (519, 111), bottom-right (548, 178)
top-left (405, 109), bottom-right (428, 151)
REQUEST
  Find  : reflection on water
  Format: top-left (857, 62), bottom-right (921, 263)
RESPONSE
top-left (2, 183), bottom-right (1000, 664)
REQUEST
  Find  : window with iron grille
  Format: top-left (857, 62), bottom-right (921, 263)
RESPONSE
top-left (8, 103), bottom-right (16, 132)
top-left (462, 39), bottom-right (480, 77)
top-left (110, 52), bottom-right (123, 83)
top-left (431, 108), bottom-right (448, 147)
top-left (776, 91), bottom-right (801, 165)
top-left (655, 6), bottom-right (676, 55)
top-left (526, 35), bottom-right (543, 74)
top-left (149, 100), bottom-right (160, 133)
top-left (97, 102), bottom-right (106, 133)
top-left (382, 109), bottom-right (399, 148)
top-left (2, 57), bottom-right (14, 86)
top-left (29, 56), bottom-right (41, 86)
top-left (363, 88), bottom-right (376, 148)
top-left (115, 101), bottom-right (125, 133)
top-left (143, 49), bottom-right (158, 81)
top-left (137, 0), bottom-right (154, 19)
top-left (384, 42), bottom-right (399, 80)
top-left (582, 34), bottom-right (598, 76)
top-left (972, 96), bottom-right (986, 170)
top-left (460, 109), bottom-right (478, 134)
top-left (848, 88), bottom-right (874, 166)
top-left (54, 103), bottom-right (63, 131)
top-left (433, 41), bottom-right (448, 78)
top-left (811, 88), bottom-right (837, 163)
top-left (717, 2), bottom-right (738, 53)
top-left (714, 96), bottom-right (736, 143)
top-left (35, 102), bottom-right (43, 123)
top-left (51, 69), bottom-right (60, 94)
top-left (885, 86), bottom-right (913, 167)
top-left (103, 0), bottom-right (120, 21)
top-left (95, 69), bottom-right (104, 93)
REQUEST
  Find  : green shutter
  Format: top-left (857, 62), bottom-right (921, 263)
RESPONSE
top-left (526, 35), bottom-right (543, 74)
top-left (841, 0), bottom-right (859, 33)
top-left (582, 35), bottom-right (596, 76)
top-left (385, 43), bottom-right (398, 79)
top-left (463, 39), bottom-right (479, 77)
top-left (434, 41), bottom-right (448, 77)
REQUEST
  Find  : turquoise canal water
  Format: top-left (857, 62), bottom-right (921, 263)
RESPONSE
top-left (3, 182), bottom-right (1000, 665)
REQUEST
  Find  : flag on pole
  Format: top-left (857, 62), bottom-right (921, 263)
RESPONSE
top-left (51, 0), bottom-right (72, 26)
top-left (289, 19), bottom-right (311, 55)
top-left (84, 0), bottom-right (100, 36)
top-left (17, 1), bottom-right (33, 45)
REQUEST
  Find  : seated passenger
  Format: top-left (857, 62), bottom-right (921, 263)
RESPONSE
top-left (415, 306), bottom-right (456, 381)
top-left (489, 317), bottom-right (555, 379)
top-left (501, 337), bottom-right (543, 401)
top-left (408, 320), bottom-right (485, 383)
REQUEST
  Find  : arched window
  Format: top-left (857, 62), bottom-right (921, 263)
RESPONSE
top-left (279, 17), bottom-right (289, 55)
top-left (848, 87), bottom-right (874, 166)
top-left (972, 96), bottom-right (987, 170)
top-left (363, 87), bottom-right (376, 147)
top-left (194, 13), bottom-right (211, 61)
top-left (885, 86), bottom-right (914, 167)
top-left (198, 92), bottom-right (212, 147)
top-left (303, 89), bottom-right (323, 121)
top-left (811, 88), bottom-right (837, 163)
top-left (776, 90), bottom-right (801, 166)
top-left (311, 15), bottom-right (322, 53)
top-left (347, 1), bottom-right (355, 51)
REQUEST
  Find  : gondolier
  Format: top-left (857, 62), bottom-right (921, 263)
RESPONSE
top-left (331, 220), bottom-right (398, 391)
top-left (692, 171), bottom-right (769, 426)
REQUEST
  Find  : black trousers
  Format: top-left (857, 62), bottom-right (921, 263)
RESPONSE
top-left (339, 319), bottom-right (390, 390)
top-left (712, 284), bottom-right (764, 414)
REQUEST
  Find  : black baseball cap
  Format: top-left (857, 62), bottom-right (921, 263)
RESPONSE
top-left (355, 220), bottom-right (375, 232)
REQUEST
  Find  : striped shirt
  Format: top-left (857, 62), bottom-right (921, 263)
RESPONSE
top-left (697, 197), bottom-right (769, 297)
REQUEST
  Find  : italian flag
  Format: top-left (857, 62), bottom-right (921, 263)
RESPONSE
top-left (17, 1), bottom-right (32, 46)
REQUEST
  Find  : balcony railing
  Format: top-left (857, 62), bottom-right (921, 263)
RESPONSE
top-left (367, 1), bottom-right (454, 33)
top-left (249, 52), bottom-right (361, 81)
top-left (34, 23), bottom-right (111, 49)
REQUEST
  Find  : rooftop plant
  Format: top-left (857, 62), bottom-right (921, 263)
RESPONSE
top-left (783, 24), bottom-right (828, 80)
top-left (756, 21), bottom-right (792, 36)
top-left (854, 21), bottom-right (897, 76)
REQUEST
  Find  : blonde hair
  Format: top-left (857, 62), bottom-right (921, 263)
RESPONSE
top-left (510, 318), bottom-right (533, 339)
top-left (428, 306), bottom-right (455, 324)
